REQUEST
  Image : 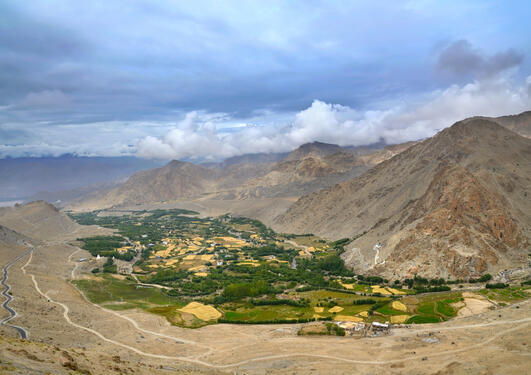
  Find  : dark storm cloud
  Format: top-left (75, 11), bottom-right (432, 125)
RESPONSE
top-left (0, 1), bottom-right (530, 158)
top-left (437, 39), bottom-right (524, 78)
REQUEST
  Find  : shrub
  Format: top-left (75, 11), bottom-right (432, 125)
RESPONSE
top-left (353, 299), bottom-right (376, 305)
top-left (485, 283), bottom-right (508, 289)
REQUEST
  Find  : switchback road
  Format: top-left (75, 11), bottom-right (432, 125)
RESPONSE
top-left (0, 247), bottom-right (33, 339)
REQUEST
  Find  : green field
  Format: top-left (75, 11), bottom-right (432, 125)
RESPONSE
top-left (69, 209), bottom-right (530, 328)
top-left (479, 286), bottom-right (530, 302)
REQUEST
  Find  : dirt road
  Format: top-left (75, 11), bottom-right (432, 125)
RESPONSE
top-left (1, 247), bottom-right (33, 339)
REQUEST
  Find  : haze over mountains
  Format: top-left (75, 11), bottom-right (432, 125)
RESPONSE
top-left (0, 155), bottom-right (164, 201)
top-left (67, 140), bottom-right (416, 211)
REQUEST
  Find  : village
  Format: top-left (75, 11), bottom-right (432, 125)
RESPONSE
top-left (70, 209), bottom-right (530, 331)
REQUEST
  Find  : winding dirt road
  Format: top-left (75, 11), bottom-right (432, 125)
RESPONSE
top-left (1, 247), bottom-right (33, 339)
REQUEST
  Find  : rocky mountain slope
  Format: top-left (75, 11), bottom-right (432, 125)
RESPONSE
top-left (274, 118), bottom-right (531, 279)
top-left (0, 201), bottom-right (81, 240)
top-left (489, 111), bottom-right (531, 138)
top-left (0, 224), bottom-right (28, 246)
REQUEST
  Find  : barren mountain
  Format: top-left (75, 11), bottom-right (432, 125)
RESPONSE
top-left (0, 201), bottom-right (81, 240)
top-left (283, 141), bottom-right (343, 161)
top-left (0, 224), bottom-right (28, 246)
top-left (489, 111), bottom-right (531, 138)
top-left (70, 141), bottom-right (415, 209)
top-left (71, 160), bottom-right (219, 210)
top-left (274, 118), bottom-right (531, 279)
top-left (221, 142), bottom-right (417, 199)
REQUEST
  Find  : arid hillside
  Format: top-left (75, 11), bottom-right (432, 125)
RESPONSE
top-left (0, 201), bottom-right (82, 240)
top-left (0, 224), bottom-right (28, 246)
top-left (274, 118), bottom-right (531, 279)
top-left (489, 110), bottom-right (531, 138)
top-left (68, 141), bottom-right (415, 210)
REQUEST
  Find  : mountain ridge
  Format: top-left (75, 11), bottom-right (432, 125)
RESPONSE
top-left (273, 118), bottom-right (531, 278)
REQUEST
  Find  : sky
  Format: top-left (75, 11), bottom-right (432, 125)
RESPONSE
top-left (1, 0), bottom-right (530, 160)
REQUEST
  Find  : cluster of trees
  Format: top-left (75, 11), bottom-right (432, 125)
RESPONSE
top-left (414, 285), bottom-right (451, 293)
top-left (319, 254), bottom-right (351, 275)
top-left (486, 282), bottom-right (508, 289)
top-left (403, 275), bottom-right (446, 288)
top-left (103, 257), bottom-right (116, 273)
top-left (242, 244), bottom-right (297, 260)
top-left (468, 274), bottom-right (492, 283)
top-left (78, 235), bottom-right (125, 254)
top-left (147, 269), bottom-right (188, 283)
top-left (250, 298), bottom-right (310, 307)
top-left (353, 299), bottom-right (376, 305)
top-left (325, 322), bottom-right (346, 336)
top-left (219, 316), bottom-right (332, 325)
top-left (222, 280), bottom-right (270, 300)
top-left (358, 275), bottom-right (386, 284)
top-left (147, 208), bottom-right (198, 220)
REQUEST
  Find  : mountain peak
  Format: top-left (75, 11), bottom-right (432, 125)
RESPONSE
top-left (284, 141), bottom-right (342, 161)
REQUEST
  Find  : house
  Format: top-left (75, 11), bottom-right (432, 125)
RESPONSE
top-left (337, 321), bottom-right (365, 335)
top-left (367, 321), bottom-right (390, 336)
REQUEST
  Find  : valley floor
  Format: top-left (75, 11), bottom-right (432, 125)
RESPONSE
top-left (0, 233), bottom-right (530, 374)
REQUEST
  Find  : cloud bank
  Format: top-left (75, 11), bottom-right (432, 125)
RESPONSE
top-left (137, 75), bottom-right (531, 160)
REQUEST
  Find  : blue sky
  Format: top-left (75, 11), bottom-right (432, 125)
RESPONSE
top-left (1, 0), bottom-right (530, 159)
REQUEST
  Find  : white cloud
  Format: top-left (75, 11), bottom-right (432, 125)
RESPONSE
top-left (136, 75), bottom-right (531, 160)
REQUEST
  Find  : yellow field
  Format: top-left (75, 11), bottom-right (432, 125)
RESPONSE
top-left (358, 311), bottom-right (368, 318)
top-left (339, 281), bottom-right (354, 289)
top-left (116, 246), bottom-right (132, 254)
top-left (188, 265), bottom-right (207, 272)
top-left (178, 302), bottom-right (221, 321)
top-left (314, 306), bottom-right (324, 313)
top-left (214, 236), bottom-right (248, 248)
top-left (371, 285), bottom-right (392, 295)
top-left (194, 272), bottom-right (208, 277)
top-left (328, 306), bottom-right (344, 313)
top-left (155, 243), bottom-right (177, 258)
top-left (391, 300), bottom-right (407, 312)
top-left (164, 259), bottom-right (179, 266)
top-left (183, 254), bottom-right (214, 262)
top-left (387, 287), bottom-right (406, 295)
top-left (390, 315), bottom-right (409, 324)
top-left (237, 261), bottom-right (260, 267)
top-left (334, 315), bottom-right (363, 322)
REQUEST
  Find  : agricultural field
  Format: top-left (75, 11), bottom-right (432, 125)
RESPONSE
top-left (69, 209), bottom-right (531, 329)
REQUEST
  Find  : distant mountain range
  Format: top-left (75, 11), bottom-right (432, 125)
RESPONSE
top-left (66, 139), bottom-right (416, 211)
